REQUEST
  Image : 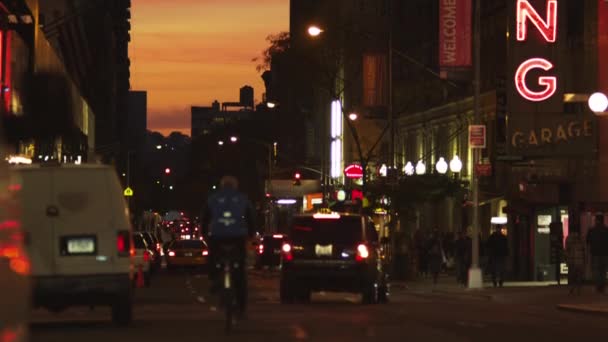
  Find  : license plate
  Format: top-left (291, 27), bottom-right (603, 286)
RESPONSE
top-left (273, 249), bottom-right (281, 254)
top-left (185, 252), bottom-right (193, 257)
top-left (67, 238), bottom-right (95, 254)
top-left (315, 244), bottom-right (333, 257)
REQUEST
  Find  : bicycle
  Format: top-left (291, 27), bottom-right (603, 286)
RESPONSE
top-left (215, 243), bottom-right (244, 334)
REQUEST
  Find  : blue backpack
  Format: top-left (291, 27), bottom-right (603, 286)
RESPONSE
top-left (208, 190), bottom-right (249, 238)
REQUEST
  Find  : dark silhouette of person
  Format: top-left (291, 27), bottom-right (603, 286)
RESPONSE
top-left (487, 226), bottom-right (508, 287)
top-left (586, 214), bottom-right (608, 294)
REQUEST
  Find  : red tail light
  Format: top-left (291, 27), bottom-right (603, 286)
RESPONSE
top-left (168, 251), bottom-right (175, 257)
top-left (282, 243), bottom-right (293, 261)
top-left (356, 244), bottom-right (369, 262)
top-left (202, 250), bottom-right (209, 256)
top-left (117, 231), bottom-right (131, 257)
top-left (156, 243), bottom-right (161, 251)
top-left (258, 244), bottom-right (264, 255)
top-left (143, 250), bottom-right (151, 262)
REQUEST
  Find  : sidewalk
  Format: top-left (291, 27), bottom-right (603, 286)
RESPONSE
top-left (393, 275), bottom-right (608, 315)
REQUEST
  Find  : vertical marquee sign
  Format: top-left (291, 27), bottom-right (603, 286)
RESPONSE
top-left (506, 0), bottom-right (595, 157)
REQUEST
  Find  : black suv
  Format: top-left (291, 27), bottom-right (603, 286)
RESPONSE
top-left (280, 212), bottom-right (389, 304)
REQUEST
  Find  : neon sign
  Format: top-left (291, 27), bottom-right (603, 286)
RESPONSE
top-left (514, 0), bottom-right (558, 102)
top-left (515, 58), bottom-right (557, 101)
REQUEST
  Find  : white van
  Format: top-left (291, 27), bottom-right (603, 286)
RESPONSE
top-left (0, 156), bottom-right (30, 340)
top-left (13, 163), bottom-right (134, 325)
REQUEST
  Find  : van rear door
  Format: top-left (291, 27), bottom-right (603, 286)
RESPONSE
top-left (18, 168), bottom-right (56, 276)
top-left (52, 167), bottom-right (115, 275)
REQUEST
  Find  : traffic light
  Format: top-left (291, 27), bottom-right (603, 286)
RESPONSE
top-left (293, 172), bottom-right (301, 186)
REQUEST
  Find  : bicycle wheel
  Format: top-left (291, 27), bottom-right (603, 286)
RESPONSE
top-left (224, 289), bottom-right (234, 333)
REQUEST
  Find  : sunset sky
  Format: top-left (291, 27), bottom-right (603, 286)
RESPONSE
top-left (129, 0), bottom-right (289, 136)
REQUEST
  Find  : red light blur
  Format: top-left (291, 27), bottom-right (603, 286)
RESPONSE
top-left (356, 244), bottom-right (369, 262)
top-left (143, 250), bottom-right (150, 262)
top-left (168, 251), bottom-right (175, 257)
top-left (117, 235), bottom-right (126, 253)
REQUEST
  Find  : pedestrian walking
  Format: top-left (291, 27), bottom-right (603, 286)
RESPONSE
top-left (586, 214), bottom-right (608, 294)
top-left (565, 230), bottom-right (586, 295)
top-left (454, 230), bottom-right (472, 286)
top-left (427, 230), bottom-right (443, 285)
top-left (487, 226), bottom-right (508, 288)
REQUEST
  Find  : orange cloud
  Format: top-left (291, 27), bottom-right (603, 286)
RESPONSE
top-left (130, 0), bottom-right (288, 136)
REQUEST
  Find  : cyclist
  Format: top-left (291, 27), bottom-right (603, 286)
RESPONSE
top-left (202, 175), bottom-right (256, 317)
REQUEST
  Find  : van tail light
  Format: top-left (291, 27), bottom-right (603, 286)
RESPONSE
top-left (282, 243), bottom-right (293, 262)
top-left (143, 250), bottom-right (151, 262)
top-left (356, 244), bottom-right (369, 262)
top-left (117, 231), bottom-right (132, 257)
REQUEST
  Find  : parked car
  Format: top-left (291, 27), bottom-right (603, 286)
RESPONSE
top-left (280, 211), bottom-right (389, 304)
top-left (165, 239), bottom-right (209, 271)
top-left (0, 150), bottom-right (30, 341)
top-left (255, 234), bottom-right (288, 269)
top-left (132, 233), bottom-right (154, 286)
top-left (13, 163), bottom-right (134, 325)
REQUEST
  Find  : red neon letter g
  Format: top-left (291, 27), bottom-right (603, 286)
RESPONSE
top-left (515, 58), bottom-right (557, 102)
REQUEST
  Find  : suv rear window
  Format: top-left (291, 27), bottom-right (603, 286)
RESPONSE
top-left (290, 216), bottom-right (363, 245)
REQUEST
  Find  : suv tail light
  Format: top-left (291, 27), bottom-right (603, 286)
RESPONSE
top-left (282, 243), bottom-right (293, 262)
top-left (117, 231), bottom-right (132, 257)
top-left (356, 244), bottom-right (369, 262)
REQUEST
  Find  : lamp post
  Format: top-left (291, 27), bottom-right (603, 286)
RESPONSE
top-left (469, 0), bottom-right (483, 289)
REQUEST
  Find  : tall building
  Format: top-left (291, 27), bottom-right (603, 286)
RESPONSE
top-left (1, 0), bottom-right (96, 162)
top-left (38, 0), bottom-right (131, 162)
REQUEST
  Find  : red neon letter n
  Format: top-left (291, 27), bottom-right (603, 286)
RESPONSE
top-left (517, 0), bottom-right (558, 42)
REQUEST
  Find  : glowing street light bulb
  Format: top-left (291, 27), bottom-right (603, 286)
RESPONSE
top-left (218, 140), bottom-right (224, 146)
top-left (450, 155), bottom-right (463, 173)
top-left (415, 160), bottom-right (426, 175)
top-left (404, 161), bottom-right (414, 176)
top-left (348, 113), bottom-right (358, 121)
top-left (307, 25), bottom-right (323, 37)
top-left (267, 102), bottom-right (276, 109)
top-left (436, 157), bottom-right (448, 174)
top-left (588, 92), bottom-right (608, 113)
top-left (230, 136), bottom-right (238, 143)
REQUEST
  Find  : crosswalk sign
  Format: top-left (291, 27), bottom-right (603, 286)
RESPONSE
top-left (124, 187), bottom-right (134, 197)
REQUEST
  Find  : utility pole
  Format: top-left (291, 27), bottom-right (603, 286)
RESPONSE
top-left (469, 0), bottom-right (483, 289)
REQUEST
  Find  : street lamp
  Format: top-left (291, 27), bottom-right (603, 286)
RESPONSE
top-left (449, 155), bottom-right (463, 173)
top-left (436, 157), bottom-right (448, 174)
top-left (307, 25), bottom-right (323, 37)
top-left (588, 92), bottom-right (608, 114)
top-left (415, 160), bottom-right (426, 175)
top-left (267, 101), bottom-right (277, 109)
top-left (348, 113), bottom-right (358, 121)
top-left (404, 161), bottom-right (414, 176)
top-left (230, 136), bottom-right (238, 143)
top-left (218, 140), bottom-right (224, 146)
top-left (156, 145), bottom-right (162, 150)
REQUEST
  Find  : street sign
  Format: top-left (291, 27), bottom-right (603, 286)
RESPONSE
top-left (123, 187), bottom-right (134, 197)
top-left (344, 164), bottom-right (364, 179)
top-left (475, 164), bottom-right (492, 176)
top-left (469, 125), bottom-right (486, 148)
